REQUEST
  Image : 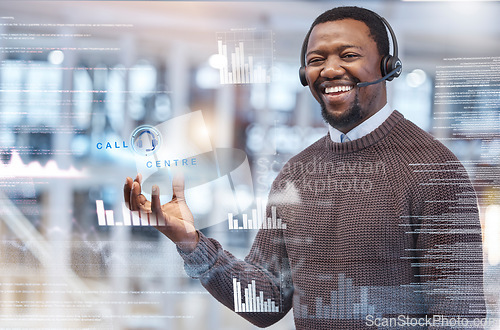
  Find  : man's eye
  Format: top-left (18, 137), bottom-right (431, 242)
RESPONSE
top-left (307, 58), bottom-right (323, 65)
top-left (343, 54), bottom-right (359, 59)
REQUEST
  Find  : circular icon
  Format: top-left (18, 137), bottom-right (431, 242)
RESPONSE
top-left (130, 125), bottom-right (162, 156)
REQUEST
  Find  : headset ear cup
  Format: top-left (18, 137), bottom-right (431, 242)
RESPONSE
top-left (299, 66), bottom-right (308, 86)
top-left (389, 57), bottom-right (402, 79)
top-left (381, 55), bottom-right (402, 81)
top-left (380, 55), bottom-right (391, 78)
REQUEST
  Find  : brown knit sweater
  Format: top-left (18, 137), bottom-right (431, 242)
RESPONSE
top-left (179, 111), bottom-right (485, 329)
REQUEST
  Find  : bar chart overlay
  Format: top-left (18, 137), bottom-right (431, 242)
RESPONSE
top-left (216, 29), bottom-right (274, 84)
top-left (228, 199), bottom-right (286, 230)
top-left (96, 200), bottom-right (165, 227)
top-left (295, 274), bottom-right (378, 320)
top-left (232, 276), bottom-right (281, 313)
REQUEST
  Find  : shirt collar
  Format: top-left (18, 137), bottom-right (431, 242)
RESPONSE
top-left (328, 103), bottom-right (393, 143)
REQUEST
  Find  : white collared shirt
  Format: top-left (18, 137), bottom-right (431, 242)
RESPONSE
top-left (328, 103), bottom-right (393, 143)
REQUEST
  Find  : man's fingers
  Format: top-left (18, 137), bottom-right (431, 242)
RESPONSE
top-left (130, 181), bottom-right (142, 210)
top-left (124, 177), bottom-right (133, 208)
top-left (125, 174), bottom-right (142, 211)
top-left (172, 172), bottom-right (186, 200)
top-left (151, 185), bottom-right (167, 226)
top-left (151, 185), bottom-right (162, 213)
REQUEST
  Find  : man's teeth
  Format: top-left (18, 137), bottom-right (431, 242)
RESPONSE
top-left (325, 86), bottom-right (353, 94)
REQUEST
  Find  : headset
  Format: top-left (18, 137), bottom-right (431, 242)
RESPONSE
top-left (135, 130), bottom-right (158, 152)
top-left (298, 11), bottom-right (402, 87)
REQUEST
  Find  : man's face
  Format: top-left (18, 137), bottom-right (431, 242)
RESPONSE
top-left (304, 19), bottom-right (387, 133)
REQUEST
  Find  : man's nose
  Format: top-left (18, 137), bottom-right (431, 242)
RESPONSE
top-left (320, 57), bottom-right (345, 79)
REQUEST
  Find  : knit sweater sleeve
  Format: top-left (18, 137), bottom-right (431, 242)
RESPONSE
top-left (177, 184), bottom-right (294, 328)
top-left (408, 140), bottom-right (486, 320)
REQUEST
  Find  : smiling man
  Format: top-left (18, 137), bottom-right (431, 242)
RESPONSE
top-left (125, 6), bottom-right (486, 329)
top-left (305, 18), bottom-right (387, 133)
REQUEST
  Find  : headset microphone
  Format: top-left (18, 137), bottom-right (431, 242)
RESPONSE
top-left (356, 64), bottom-right (402, 87)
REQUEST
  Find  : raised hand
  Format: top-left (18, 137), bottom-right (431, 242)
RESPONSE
top-left (124, 174), bottom-right (199, 253)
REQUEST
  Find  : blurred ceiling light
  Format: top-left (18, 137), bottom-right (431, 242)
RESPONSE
top-left (48, 50), bottom-right (64, 65)
top-left (71, 134), bottom-right (90, 157)
top-left (200, 126), bottom-right (210, 140)
top-left (406, 69), bottom-right (427, 88)
top-left (195, 65), bottom-right (219, 89)
top-left (154, 94), bottom-right (172, 122)
top-left (208, 54), bottom-right (226, 69)
top-left (187, 117), bottom-right (211, 149)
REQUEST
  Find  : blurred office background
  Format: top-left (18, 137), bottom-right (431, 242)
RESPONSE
top-left (0, 1), bottom-right (499, 329)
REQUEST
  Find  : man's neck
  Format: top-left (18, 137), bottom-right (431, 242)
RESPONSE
top-left (328, 103), bottom-right (393, 143)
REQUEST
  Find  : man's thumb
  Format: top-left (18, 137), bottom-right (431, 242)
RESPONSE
top-left (172, 172), bottom-right (186, 200)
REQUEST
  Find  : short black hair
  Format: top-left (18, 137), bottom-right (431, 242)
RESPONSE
top-left (303, 6), bottom-right (390, 60)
